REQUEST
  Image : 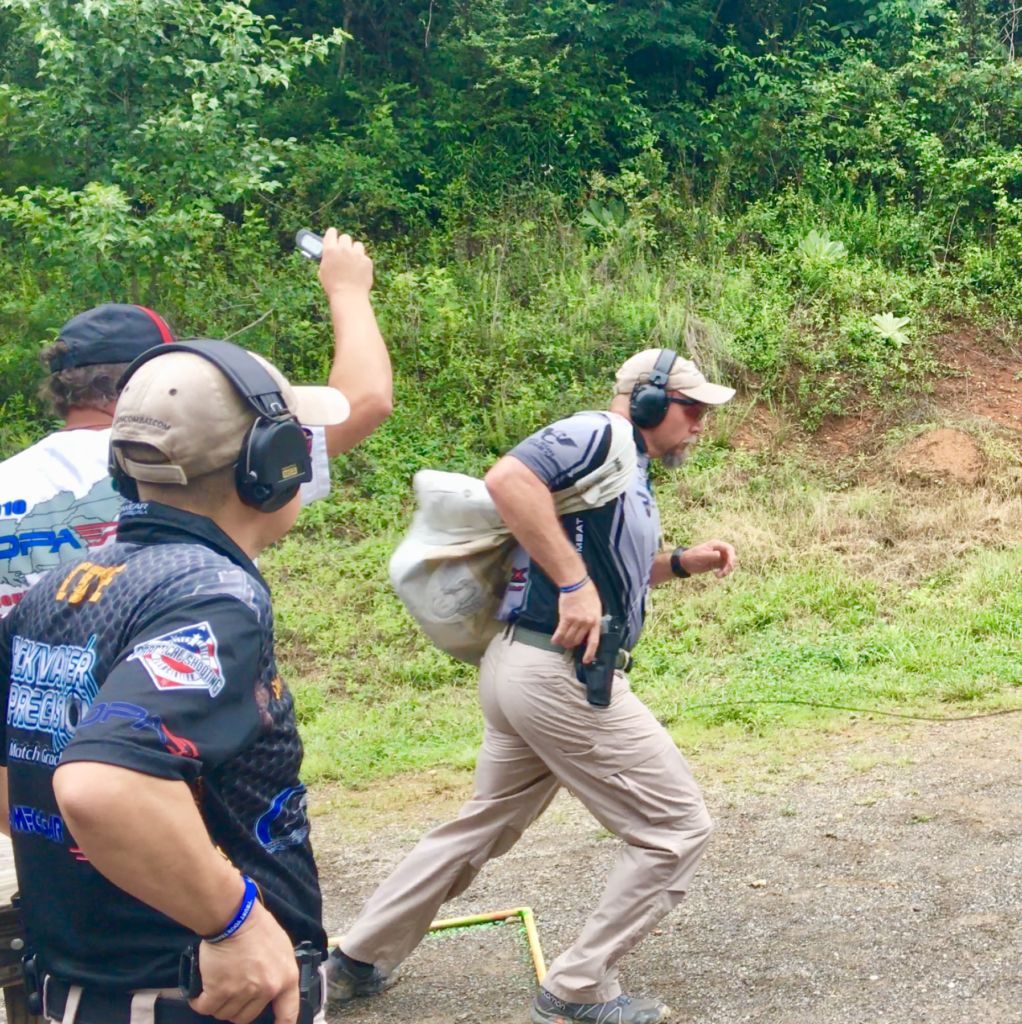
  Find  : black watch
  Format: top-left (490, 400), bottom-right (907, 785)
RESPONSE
top-left (670, 546), bottom-right (690, 578)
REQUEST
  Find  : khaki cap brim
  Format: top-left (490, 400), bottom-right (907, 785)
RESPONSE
top-left (677, 380), bottom-right (736, 405)
top-left (291, 385), bottom-right (350, 426)
top-left (615, 349), bottom-right (735, 407)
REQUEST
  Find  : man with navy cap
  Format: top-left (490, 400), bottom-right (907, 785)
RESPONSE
top-left (0, 304), bottom-right (176, 617)
top-left (0, 229), bottom-right (391, 618)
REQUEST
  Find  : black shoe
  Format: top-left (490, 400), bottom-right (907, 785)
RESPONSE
top-left (530, 987), bottom-right (670, 1024)
top-left (324, 946), bottom-right (399, 1004)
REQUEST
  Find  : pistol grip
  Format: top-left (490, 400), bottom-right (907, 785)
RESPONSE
top-left (178, 943), bottom-right (202, 1000)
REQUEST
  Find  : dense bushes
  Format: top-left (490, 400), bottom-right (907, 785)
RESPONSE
top-left (3, 0), bottom-right (1022, 505)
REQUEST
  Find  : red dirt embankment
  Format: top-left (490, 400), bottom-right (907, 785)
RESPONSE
top-left (735, 330), bottom-right (1022, 481)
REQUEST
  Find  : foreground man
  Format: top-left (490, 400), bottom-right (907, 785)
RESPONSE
top-left (330, 350), bottom-right (737, 1024)
top-left (0, 228), bottom-right (391, 616)
top-left (0, 238), bottom-right (389, 1024)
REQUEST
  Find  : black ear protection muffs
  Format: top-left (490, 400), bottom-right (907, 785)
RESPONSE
top-left (109, 339), bottom-right (313, 513)
top-left (629, 348), bottom-right (678, 429)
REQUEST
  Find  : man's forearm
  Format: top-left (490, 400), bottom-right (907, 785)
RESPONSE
top-left (53, 762), bottom-right (244, 936)
top-left (324, 288), bottom-right (392, 456)
top-left (485, 457), bottom-right (587, 588)
top-left (650, 540), bottom-right (737, 586)
top-left (649, 550), bottom-right (677, 588)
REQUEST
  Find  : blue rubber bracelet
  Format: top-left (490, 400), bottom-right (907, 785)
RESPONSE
top-left (204, 875), bottom-right (259, 944)
top-left (559, 575), bottom-right (590, 594)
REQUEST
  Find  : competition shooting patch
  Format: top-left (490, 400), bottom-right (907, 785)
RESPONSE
top-left (128, 622), bottom-right (226, 697)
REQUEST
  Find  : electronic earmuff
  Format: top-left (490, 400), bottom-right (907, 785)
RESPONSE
top-left (109, 340), bottom-right (313, 514)
top-left (629, 348), bottom-right (678, 429)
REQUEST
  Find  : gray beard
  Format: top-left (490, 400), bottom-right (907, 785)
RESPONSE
top-left (660, 443), bottom-right (692, 470)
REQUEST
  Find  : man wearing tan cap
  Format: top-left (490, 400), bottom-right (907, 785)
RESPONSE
top-left (329, 349), bottom-right (737, 1024)
top-left (0, 335), bottom-right (354, 1024)
top-left (0, 229), bottom-right (391, 619)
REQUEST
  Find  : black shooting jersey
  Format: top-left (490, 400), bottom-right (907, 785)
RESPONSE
top-left (0, 502), bottom-right (325, 990)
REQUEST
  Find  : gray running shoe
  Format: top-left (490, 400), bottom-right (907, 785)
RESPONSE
top-left (530, 987), bottom-right (670, 1024)
top-left (324, 947), bottom-right (399, 1004)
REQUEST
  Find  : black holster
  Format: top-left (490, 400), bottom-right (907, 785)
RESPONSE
top-left (574, 616), bottom-right (625, 708)
top-left (0, 898), bottom-right (44, 1024)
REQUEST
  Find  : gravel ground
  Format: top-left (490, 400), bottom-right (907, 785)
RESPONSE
top-left (315, 717), bottom-right (1022, 1024)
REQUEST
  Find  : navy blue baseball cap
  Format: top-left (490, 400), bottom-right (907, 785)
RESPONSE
top-left (49, 304), bottom-right (175, 373)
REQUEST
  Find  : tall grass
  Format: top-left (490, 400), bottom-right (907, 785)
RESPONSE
top-left (289, 193), bottom-right (989, 540)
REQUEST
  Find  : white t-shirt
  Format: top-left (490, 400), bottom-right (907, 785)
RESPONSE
top-left (0, 425), bottom-right (331, 617)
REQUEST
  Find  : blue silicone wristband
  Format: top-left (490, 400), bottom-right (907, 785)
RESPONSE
top-left (204, 875), bottom-right (259, 944)
top-left (559, 575), bottom-right (590, 594)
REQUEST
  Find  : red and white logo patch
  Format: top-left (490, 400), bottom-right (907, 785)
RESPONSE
top-left (128, 622), bottom-right (225, 697)
top-left (75, 521), bottom-right (118, 548)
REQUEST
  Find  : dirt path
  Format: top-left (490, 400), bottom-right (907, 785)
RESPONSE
top-left (317, 716), bottom-right (1022, 1024)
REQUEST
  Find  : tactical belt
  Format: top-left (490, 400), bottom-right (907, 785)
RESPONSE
top-left (41, 977), bottom-right (283, 1024)
top-left (510, 626), bottom-right (633, 672)
top-left (38, 970), bottom-right (323, 1024)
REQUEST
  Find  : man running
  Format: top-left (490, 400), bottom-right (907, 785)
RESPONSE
top-left (329, 349), bottom-right (737, 1024)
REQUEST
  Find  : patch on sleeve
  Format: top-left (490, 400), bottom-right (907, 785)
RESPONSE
top-left (128, 622), bottom-right (225, 697)
top-left (540, 426), bottom-right (579, 448)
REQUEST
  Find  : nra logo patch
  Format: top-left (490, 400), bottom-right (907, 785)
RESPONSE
top-left (129, 622), bottom-right (225, 697)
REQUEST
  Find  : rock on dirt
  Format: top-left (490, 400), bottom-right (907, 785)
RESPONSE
top-left (897, 428), bottom-right (983, 485)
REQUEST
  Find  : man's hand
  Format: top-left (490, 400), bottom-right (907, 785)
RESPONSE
top-left (551, 578), bottom-right (603, 664)
top-left (318, 228), bottom-right (373, 299)
top-left (191, 901), bottom-right (300, 1024)
top-left (679, 540), bottom-right (736, 578)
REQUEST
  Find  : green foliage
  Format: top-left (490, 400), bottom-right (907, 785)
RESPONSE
top-left (797, 230), bottom-right (848, 263)
top-left (0, 0), bottom-right (345, 194)
top-left (871, 312), bottom-right (912, 348)
top-left (580, 199), bottom-right (630, 240)
top-left (5, 0), bottom-right (1022, 782)
top-left (0, 0), bottom-right (344, 300)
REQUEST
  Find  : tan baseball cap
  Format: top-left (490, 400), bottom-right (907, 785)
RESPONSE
top-left (614, 349), bottom-right (735, 405)
top-left (111, 350), bottom-right (349, 485)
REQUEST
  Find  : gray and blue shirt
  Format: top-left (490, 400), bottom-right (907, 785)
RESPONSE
top-left (496, 412), bottom-right (661, 649)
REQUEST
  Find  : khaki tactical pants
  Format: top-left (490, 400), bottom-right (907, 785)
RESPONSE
top-left (343, 632), bottom-right (713, 1004)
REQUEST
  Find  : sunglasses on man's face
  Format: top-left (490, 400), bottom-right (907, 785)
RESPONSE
top-left (667, 397), bottom-right (707, 421)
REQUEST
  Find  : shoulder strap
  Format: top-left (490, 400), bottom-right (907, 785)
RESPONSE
top-left (555, 412), bottom-right (637, 513)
